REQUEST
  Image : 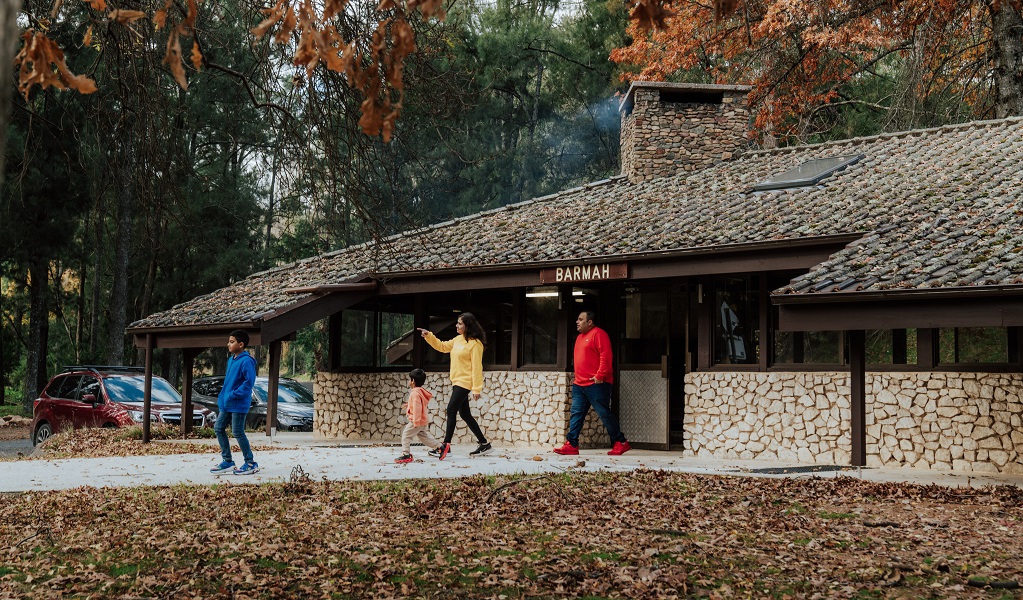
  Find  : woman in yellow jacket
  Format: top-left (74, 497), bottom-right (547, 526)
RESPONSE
top-left (417, 312), bottom-right (492, 457)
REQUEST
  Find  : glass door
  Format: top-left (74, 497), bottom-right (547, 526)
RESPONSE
top-left (617, 286), bottom-right (670, 450)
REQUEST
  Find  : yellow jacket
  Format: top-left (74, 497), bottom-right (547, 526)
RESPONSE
top-left (424, 333), bottom-right (484, 394)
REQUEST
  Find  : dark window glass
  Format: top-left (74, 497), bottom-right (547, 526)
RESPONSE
top-left (48, 375), bottom-right (81, 400)
top-left (104, 376), bottom-right (181, 404)
top-left (79, 376), bottom-right (102, 402)
top-left (714, 276), bottom-right (759, 365)
top-left (494, 302), bottom-right (513, 366)
top-left (939, 327), bottom-right (1008, 364)
top-left (866, 329), bottom-right (917, 365)
top-left (804, 331), bottom-right (841, 363)
top-left (194, 378), bottom-right (223, 397)
top-left (251, 380), bottom-right (315, 404)
top-left (277, 380), bottom-right (314, 404)
top-left (338, 309), bottom-right (375, 367)
top-left (522, 287), bottom-right (558, 365)
top-left (424, 291), bottom-right (513, 367)
top-left (379, 311), bottom-right (414, 367)
top-left (619, 288), bottom-right (668, 364)
top-left (424, 311), bottom-right (461, 367)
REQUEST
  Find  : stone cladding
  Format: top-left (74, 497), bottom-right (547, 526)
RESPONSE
top-left (620, 84), bottom-right (751, 183)
top-left (315, 371), bottom-right (611, 448)
top-left (684, 372), bottom-right (1023, 474)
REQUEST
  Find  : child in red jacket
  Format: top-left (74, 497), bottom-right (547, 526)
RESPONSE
top-left (395, 369), bottom-right (448, 463)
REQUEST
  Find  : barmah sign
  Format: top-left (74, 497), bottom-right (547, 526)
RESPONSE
top-left (539, 263), bottom-right (628, 284)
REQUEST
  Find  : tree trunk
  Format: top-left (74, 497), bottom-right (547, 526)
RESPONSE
top-left (990, 2), bottom-right (1023, 118)
top-left (0, 0), bottom-right (22, 191)
top-left (89, 196), bottom-right (103, 359)
top-left (107, 143), bottom-right (135, 365)
top-left (24, 259), bottom-right (49, 412)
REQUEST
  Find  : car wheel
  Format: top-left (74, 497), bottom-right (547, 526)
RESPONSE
top-left (33, 423), bottom-right (53, 446)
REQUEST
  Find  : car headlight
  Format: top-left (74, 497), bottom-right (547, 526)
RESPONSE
top-left (126, 410), bottom-right (160, 424)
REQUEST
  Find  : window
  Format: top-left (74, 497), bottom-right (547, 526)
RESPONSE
top-left (714, 276), bottom-right (759, 365)
top-left (866, 329), bottom-right (917, 365)
top-left (378, 311), bottom-right (414, 367)
top-left (49, 375), bottom-right (81, 400)
top-left (338, 309), bottom-right (375, 367)
top-left (773, 330), bottom-right (842, 365)
top-left (104, 376), bottom-right (181, 404)
top-left (619, 287), bottom-right (668, 365)
top-left (522, 287), bottom-right (558, 365)
top-left (939, 327), bottom-right (1008, 364)
top-left (79, 376), bottom-right (102, 402)
top-left (424, 291), bottom-right (513, 368)
top-left (753, 154), bottom-right (863, 191)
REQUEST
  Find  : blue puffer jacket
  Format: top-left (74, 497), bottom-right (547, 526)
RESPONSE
top-left (218, 351), bottom-right (257, 413)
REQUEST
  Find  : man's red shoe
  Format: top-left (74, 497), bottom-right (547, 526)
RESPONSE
top-left (553, 441), bottom-right (579, 455)
top-left (608, 441), bottom-right (631, 456)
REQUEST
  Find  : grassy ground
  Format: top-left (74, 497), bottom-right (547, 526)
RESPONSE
top-left (1, 463), bottom-right (1021, 598)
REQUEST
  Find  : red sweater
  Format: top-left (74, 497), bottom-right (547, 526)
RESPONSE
top-left (573, 326), bottom-right (614, 386)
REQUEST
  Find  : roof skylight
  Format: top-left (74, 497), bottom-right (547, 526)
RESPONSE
top-left (753, 154), bottom-right (864, 191)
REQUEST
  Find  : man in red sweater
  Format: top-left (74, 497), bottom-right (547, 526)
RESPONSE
top-left (553, 311), bottom-right (631, 456)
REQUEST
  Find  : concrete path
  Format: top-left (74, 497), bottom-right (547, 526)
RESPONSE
top-left (2, 433), bottom-right (1021, 492)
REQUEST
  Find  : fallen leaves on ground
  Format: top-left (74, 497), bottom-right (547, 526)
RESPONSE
top-left (1, 469), bottom-right (1021, 598)
top-left (25, 426), bottom-right (273, 460)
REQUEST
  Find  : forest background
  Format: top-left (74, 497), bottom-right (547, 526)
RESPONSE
top-left (2, 0), bottom-right (1021, 412)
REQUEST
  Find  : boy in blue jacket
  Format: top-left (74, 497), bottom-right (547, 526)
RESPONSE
top-left (210, 330), bottom-right (260, 475)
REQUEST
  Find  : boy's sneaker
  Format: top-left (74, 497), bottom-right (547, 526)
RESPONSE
top-left (210, 460), bottom-right (235, 474)
top-left (553, 441), bottom-right (579, 455)
top-left (395, 453), bottom-right (414, 464)
top-left (608, 441), bottom-right (632, 456)
top-left (428, 446), bottom-right (441, 458)
top-left (469, 442), bottom-right (492, 458)
top-left (234, 461), bottom-right (260, 475)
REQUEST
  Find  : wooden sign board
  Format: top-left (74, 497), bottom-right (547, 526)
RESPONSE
top-left (539, 263), bottom-right (628, 284)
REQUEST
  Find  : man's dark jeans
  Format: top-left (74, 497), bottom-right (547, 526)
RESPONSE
top-left (566, 382), bottom-right (626, 447)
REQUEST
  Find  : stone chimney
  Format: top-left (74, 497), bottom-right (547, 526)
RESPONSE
top-left (619, 82), bottom-right (752, 183)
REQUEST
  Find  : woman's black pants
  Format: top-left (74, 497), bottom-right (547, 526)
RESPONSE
top-left (443, 385), bottom-right (486, 445)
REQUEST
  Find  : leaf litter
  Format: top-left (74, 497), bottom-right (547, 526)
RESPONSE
top-left (1, 460), bottom-right (1021, 598)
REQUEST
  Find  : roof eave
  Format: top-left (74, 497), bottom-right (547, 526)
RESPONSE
top-left (772, 284), bottom-right (1023, 305)
top-left (374, 233), bottom-right (865, 280)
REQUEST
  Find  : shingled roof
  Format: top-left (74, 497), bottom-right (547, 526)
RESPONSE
top-left (130, 116), bottom-right (1023, 331)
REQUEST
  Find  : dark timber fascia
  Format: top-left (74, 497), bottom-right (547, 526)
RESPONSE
top-left (777, 291), bottom-right (1023, 331)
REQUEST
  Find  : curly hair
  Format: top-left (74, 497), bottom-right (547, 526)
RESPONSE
top-left (458, 312), bottom-right (487, 346)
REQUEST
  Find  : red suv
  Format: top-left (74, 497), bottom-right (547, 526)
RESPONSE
top-left (31, 365), bottom-right (213, 446)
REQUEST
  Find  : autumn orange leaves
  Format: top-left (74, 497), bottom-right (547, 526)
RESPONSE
top-left (14, 0), bottom-right (199, 100)
top-left (14, 30), bottom-right (97, 99)
top-left (12, 0), bottom-right (674, 142)
top-left (250, 0), bottom-right (444, 141)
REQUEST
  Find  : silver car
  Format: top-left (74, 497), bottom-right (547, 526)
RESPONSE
top-left (191, 376), bottom-right (314, 431)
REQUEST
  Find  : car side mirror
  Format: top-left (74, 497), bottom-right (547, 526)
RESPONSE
top-left (82, 393), bottom-right (98, 404)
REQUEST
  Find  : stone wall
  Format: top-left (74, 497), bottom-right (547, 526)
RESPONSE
top-left (685, 371), bottom-right (1023, 474)
top-left (620, 85), bottom-right (750, 183)
top-left (315, 371), bottom-right (615, 449)
top-left (867, 373), bottom-right (1023, 474)
top-left (684, 372), bottom-right (851, 464)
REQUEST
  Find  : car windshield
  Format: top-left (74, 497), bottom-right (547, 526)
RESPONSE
top-left (252, 380), bottom-right (314, 404)
top-left (104, 375), bottom-right (181, 404)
